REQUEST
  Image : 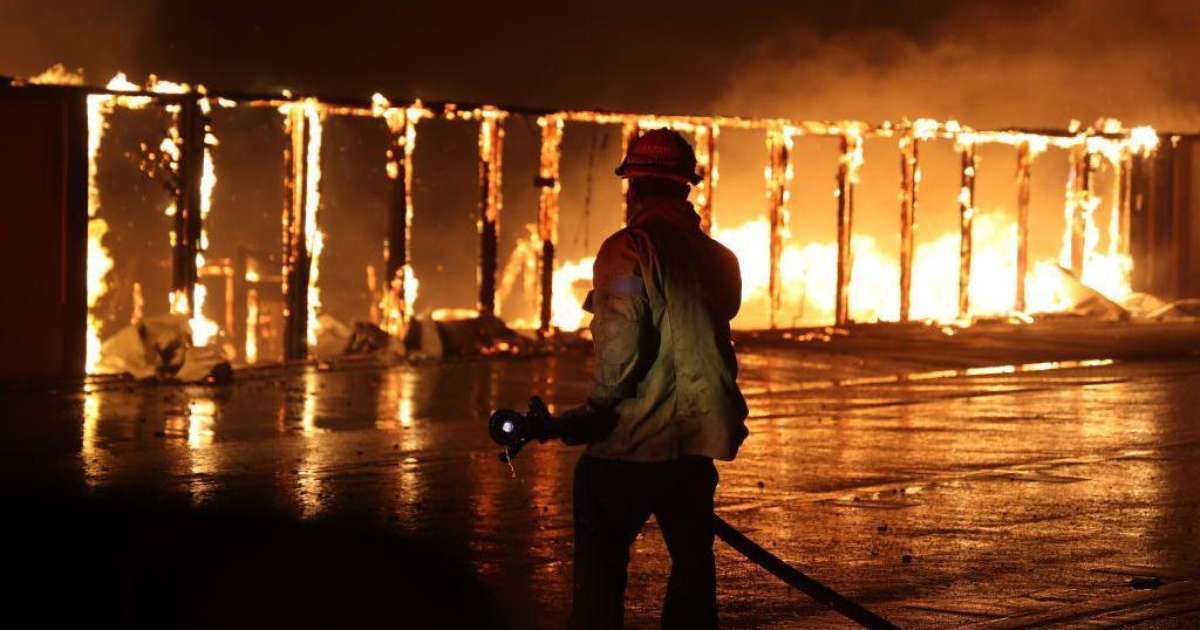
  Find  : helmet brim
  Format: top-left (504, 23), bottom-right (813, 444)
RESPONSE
top-left (615, 163), bottom-right (701, 185)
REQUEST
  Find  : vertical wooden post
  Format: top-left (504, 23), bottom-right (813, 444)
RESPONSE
top-left (477, 109), bottom-right (505, 317)
top-left (898, 132), bottom-right (919, 322)
top-left (536, 115), bottom-right (564, 334)
top-left (835, 128), bottom-right (862, 326)
top-left (1129, 141), bottom-right (1155, 292)
top-left (958, 140), bottom-right (977, 320)
top-left (1148, 141), bottom-right (1177, 297)
top-left (172, 99), bottom-right (206, 323)
top-left (382, 108), bottom-right (417, 334)
top-left (233, 247), bottom-right (248, 361)
top-left (1171, 136), bottom-right (1193, 297)
top-left (1117, 150), bottom-right (1134, 258)
top-left (282, 105), bottom-right (310, 362)
top-left (1015, 141), bottom-right (1033, 312)
top-left (1066, 143), bottom-right (1092, 278)
top-left (693, 124), bottom-right (718, 235)
top-left (765, 125), bottom-right (792, 328)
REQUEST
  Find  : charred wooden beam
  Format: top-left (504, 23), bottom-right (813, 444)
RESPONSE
top-left (233, 248), bottom-right (248, 361)
top-left (1015, 141), bottom-right (1033, 312)
top-left (1171, 136), bottom-right (1194, 297)
top-left (1154, 142), bottom-right (1176, 297)
top-left (1117, 151), bottom-right (1133, 258)
top-left (765, 125), bottom-right (792, 328)
top-left (958, 140), bottom-right (977, 319)
top-left (381, 106), bottom-right (420, 334)
top-left (694, 124), bottom-right (718, 235)
top-left (1067, 144), bottom-right (1094, 278)
top-left (1129, 147), bottom-right (1153, 292)
top-left (537, 115), bottom-right (564, 334)
top-left (898, 133), bottom-right (919, 322)
top-left (384, 120), bottom-right (411, 331)
top-left (477, 111), bottom-right (505, 317)
top-left (172, 100), bottom-right (206, 320)
top-left (282, 106), bottom-right (311, 361)
top-left (835, 129), bottom-right (862, 326)
top-left (1146, 140), bottom-right (1177, 297)
top-left (222, 265), bottom-right (235, 346)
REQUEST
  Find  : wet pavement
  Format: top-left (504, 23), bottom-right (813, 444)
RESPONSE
top-left (4, 335), bottom-right (1200, 628)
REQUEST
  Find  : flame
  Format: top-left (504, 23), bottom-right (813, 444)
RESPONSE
top-left (84, 72), bottom-right (227, 371)
top-left (497, 224), bottom-right (541, 317)
top-left (281, 99), bottom-right (327, 348)
top-left (519, 123), bottom-right (1156, 331)
top-left (550, 257), bottom-right (595, 331)
top-left (431, 308), bottom-right (481, 321)
top-left (84, 71), bottom-right (180, 370)
top-left (166, 286), bottom-right (217, 347)
top-left (374, 96), bottom-right (426, 331)
top-left (190, 117), bottom-right (221, 347)
top-left (1129, 126), bottom-right (1159, 157)
top-left (84, 216), bottom-right (113, 371)
top-left (27, 64), bottom-right (84, 85)
top-left (76, 78), bottom-right (1160, 349)
top-left (156, 83), bottom-right (220, 348)
top-left (403, 266), bottom-right (420, 317)
top-left (85, 92), bottom-right (116, 372)
top-left (495, 226), bottom-right (594, 332)
top-left (146, 75), bottom-right (189, 95)
top-left (301, 103), bottom-right (325, 347)
top-left (190, 284), bottom-right (220, 346)
top-left (245, 289), bottom-right (259, 364)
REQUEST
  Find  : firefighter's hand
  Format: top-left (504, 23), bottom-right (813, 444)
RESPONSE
top-left (556, 403), bottom-right (619, 446)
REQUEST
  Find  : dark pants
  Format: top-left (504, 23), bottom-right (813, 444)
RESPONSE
top-left (568, 454), bottom-right (718, 630)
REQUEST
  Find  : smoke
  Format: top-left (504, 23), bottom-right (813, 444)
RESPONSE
top-left (0, 2), bottom-right (158, 83)
top-left (7, 1), bottom-right (1196, 130)
top-left (717, 0), bottom-right (1200, 130)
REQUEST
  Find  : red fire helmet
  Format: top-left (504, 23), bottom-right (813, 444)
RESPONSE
top-left (615, 128), bottom-right (702, 185)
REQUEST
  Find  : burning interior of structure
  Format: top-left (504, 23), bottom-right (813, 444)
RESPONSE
top-left (2, 67), bottom-right (1197, 382)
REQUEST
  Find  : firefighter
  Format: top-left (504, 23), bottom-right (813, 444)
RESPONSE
top-left (563, 128), bottom-right (748, 629)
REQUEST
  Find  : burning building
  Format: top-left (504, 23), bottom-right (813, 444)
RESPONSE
top-left (1, 68), bottom-right (1198, 382)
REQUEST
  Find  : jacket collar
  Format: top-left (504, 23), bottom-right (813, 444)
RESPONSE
top-left (628, 198), bottom-right (701, 231)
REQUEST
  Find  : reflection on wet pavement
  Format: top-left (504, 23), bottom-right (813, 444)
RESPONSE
top-left (5, 352), bottom-right (1200, 627)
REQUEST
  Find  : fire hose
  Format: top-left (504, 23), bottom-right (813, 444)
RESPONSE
top-left (489, 398), bottom-right (899, 630)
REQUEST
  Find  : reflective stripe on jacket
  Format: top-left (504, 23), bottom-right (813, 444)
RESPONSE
top-left (584, 197), bottom-right (748, 462)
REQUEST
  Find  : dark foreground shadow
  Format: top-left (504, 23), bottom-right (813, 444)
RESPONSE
top-left (5, 490), bottom-right (508, 629)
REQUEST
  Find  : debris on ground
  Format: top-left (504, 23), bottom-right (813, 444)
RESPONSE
top-left (403, 313), bottom-right (535, 358)
top-left (345, 322), bottom-right (393, 355)
top-left (1035, 265), bottom-right (1130, 322)
top-left (97, 315), bottom-right (232, 383)
top-left (1144, 299), bottom-right (1200, 322)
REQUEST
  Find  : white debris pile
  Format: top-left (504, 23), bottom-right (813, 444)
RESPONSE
top-left (97, 315), bottom-right (231, 382)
